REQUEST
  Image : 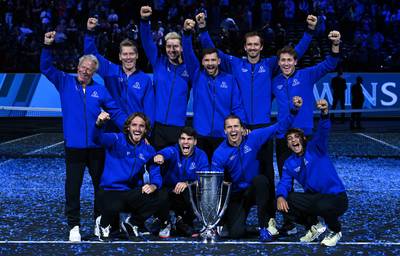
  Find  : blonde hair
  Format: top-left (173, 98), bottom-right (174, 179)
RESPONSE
top-left (78, 54), bottom-right (99, 72)
top-left (164, 32), bottom-right (181, 43)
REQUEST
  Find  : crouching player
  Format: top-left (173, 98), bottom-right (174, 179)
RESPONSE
top-left (211, 96), bottom-right (303, 242)
top-left (153, 127), bottom-right (209, 238)
top-left (93, 112), bottom-right (162, 241)
top-left (276, 99), bottom-right (348, 246)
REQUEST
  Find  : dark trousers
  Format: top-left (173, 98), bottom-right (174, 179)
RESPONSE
top-left (331, 96), bottom-right (345, 121)
top-left (224, 175), bottom-right (271, 238)
top-left (98, 188), bottom-right (159, 229)
top-left (350, 112), bottom-right (362, 129)
top-left (151, 122), bottom-right (183, 151)
top-left (284, 192), bottom-right (348, 233)
top-left (65, 147), bottom-right (105, 228)
top-left (248, 124), bottom-right (275, 219)
top-left (197, 136), bottom-right (224, 162)
top-left (158, 187), bottom-right (195, 225)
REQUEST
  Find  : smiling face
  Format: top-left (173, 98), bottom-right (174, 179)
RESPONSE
top-left (278, 52), bottom-right (297, 77)
top-left (224, 117), bottom-right (244, 146)
top-left (202, 52), bottom-right (220, 77)
top-left (165, 38), bottom-right (182, 64)
top-left (127, 116), bottom-right (147, 144)
top-left (179, 132), bottom-right (196, 156)
top-left (77, 59), bottom-right (96, 85)
top-left (286, 132), bottom-right (306, 155)
top-left (119, 46), bottom-right (138, 72)
top-left (244, 35), bottom-right (263, 60)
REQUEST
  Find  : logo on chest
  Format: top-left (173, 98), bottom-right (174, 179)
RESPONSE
top-left (241, 68), bottom-right (249, 73)
top-left (91, 91), bottom-right (99, 98)
top-left (243, 145), bottom-right (252, 154)
top-left (291, 79), bottom-right (300, 87)
top-left (258, 66), bottom-right (266, 73)
top-left (181, 70), bottom-right (189, 77)
top-left (189, 162), bottom-right (196, 170)
top-left (132, 82), bottom-right (141, 89)
top-left (276, 84), bottom-right (284, 90)
top-left (220, 81), bottom-right (228, 89)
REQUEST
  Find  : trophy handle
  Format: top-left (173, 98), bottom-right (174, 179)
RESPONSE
top-left (209, 182), bottom-right (232, 229)
top-left (187, 181), bottom-right (207, 227)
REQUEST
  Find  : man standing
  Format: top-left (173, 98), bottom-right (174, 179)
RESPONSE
top-left (331, 70), bottom-right (347, 123)
top-left (211, 97), bottom-right (302, 242)
top-left (182, 18), bottom-right (246, 161)
top-left (196, 13), bottom-right (317, 232)
top-left (350, 76), bottom-right (365, 130)
top-left (93, 112), bottom-right (162, 241)
top-left (140, 6), bottom-right (190, 150)
top-left (84, 17), bottom-right (155, 126)
top-left (276, 99), bottom-right (348, 247)
top-left (40, 31), bottom-right (126, 242)
top-left (272, 31), bottom-right (341, 235)
top-left (153, 126), bottom-right (209, 238)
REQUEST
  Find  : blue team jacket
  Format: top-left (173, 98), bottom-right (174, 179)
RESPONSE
top-left (182, 34), bottom-right (247, 137)
top-left (140, 20), bottom-right (190, 127)
top-left (199, 30), bottom-right (312, 125)
top-left (211, 113), bottom-right (295, 191)
top-left (40, 48), bottom-right (126, 148)
top-left (272, 55), bottom-right (339, 137)
top-left (158, 144), bottom-right (209, 187)
top-left (84, 33), bottom-right (155, 125)
top-left (276, 117), bottom-right (346, 198)
top-left (93, 127), bottom-right (162, 191)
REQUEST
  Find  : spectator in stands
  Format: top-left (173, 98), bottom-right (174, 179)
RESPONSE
top-left (331, 70), bottom-right (347, 123)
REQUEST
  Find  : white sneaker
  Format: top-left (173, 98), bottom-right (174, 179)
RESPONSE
top-left (94, 216), bottom-right (101, 237)
top-left (267, 218), bottom-right (279, 236)
top-left (69, 226), bottom-right (81, 242)
top-left (300, 222), bottom-right (326, 242)
top-left (99, 225), bottom-right (111, 241)
top-left (159, 222), bottom-right (171, 238)
top-left (321, 231), bottom-right (342, 246)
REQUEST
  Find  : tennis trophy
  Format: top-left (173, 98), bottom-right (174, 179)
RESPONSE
top-left (188, 171), bottom-right (231, 243)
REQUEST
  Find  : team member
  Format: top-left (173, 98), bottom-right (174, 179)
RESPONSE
top-left (211, 97), bottom-right (302, 242)
top-left (195, 13), bottom-right (316, 231)
top-left (276, 99), bottom-right (348, 247)
top-left (93, 112), bottom-right (161, 241)
top-left (40, 31), bottom-right (126, 242)
top-left (84, 17), bottom-right (155, 126)
top-left (273, 30), bottom-right (341, 235)
top-left (182, 18), bottom-right (246, 160)
top-left (140, 6), bottom-right (190, 150)
top-left (153, 126), bottom-right (209, 238)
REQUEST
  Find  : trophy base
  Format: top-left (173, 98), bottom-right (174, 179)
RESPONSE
top-left (199, 228), bottom-right (219, 243)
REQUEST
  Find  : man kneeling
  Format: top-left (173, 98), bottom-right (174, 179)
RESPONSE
top-left (94, 112), bottom-right (162, 241)
top-left (276, 99), bottom-right (348, 247)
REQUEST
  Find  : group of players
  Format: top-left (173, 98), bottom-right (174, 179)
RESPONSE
top-left (40, 5), bottom-right (348, 247)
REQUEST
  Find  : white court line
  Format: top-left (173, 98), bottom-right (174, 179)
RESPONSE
top-left (0, 241), bottom-right (399, 245)
top-left (0, 133), bottom-right (43, 146)
top-left (356, 133), bottom-right (400, 151)
top-left (25, 141), bottom-right (64, 155)
top-left (0, 141), bottom-right (64, 167)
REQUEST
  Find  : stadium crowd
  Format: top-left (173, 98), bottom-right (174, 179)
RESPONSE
top-left (1, 0), bottom-right (400, 73)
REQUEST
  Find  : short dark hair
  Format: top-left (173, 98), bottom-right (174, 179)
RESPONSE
top-left (202, 48), bottom-right (218, 58)
top-left (285, 128), bottom-right (305, 140)
top-left (244, 31), bottom-right (264, 46)
top-left (277, 46), bottom-right (297, 60)
top-left (180, 126), bottom-right (198, 139)
top-left (224, 114), bottom-right (244, 128)
top-left (123, 112), bottom-right (151, 136)
top-left (120, 39), bottom-right (138, 54)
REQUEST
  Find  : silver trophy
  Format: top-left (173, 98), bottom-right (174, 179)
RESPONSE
top-left (188, 171), bottom-right (231, 243)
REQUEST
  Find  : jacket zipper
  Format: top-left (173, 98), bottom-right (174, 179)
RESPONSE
top-left (164, 65), bottom-right (176, 124)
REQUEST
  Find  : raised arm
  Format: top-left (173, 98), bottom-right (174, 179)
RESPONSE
top-left (294, 15), bottom-right (317, 59)
top-left (93, 111), bottom-right (119, 148)
top-left (84, 17), bottom-right (116, 77)
top-left (309, 99), bottom-right (331, 154)
top-left (182, 19), bottom-right (200, 79)
top-left (196, 12), bottom-right (235, 73)
top-left (139, 6), bottom-right (158, 67)
top-left (306, 31), bottom-right (341, 83)
top-left (40, 31), bottom-right (65, 91)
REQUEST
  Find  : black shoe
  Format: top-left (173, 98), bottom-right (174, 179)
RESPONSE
top-left (278, 222), bottom-right (297, 237)
top-left (175, 216), bottom-right (194, 237)
top-left (148, 217), bottom-right (162, 235)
